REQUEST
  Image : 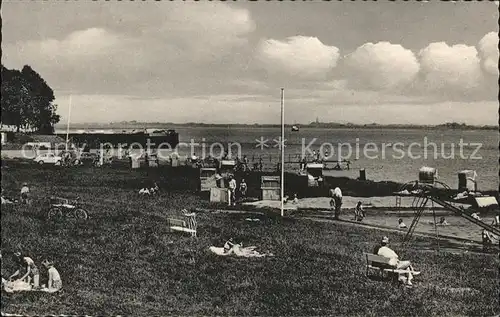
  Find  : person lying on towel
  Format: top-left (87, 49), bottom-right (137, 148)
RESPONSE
top-left (377, 236), bottom-right (420, 286)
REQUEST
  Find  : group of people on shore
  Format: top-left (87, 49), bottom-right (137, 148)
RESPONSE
top-left (1, 251), bottom-right (62, 293)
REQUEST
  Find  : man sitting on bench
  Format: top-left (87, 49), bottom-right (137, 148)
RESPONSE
top-left (377, 236), bottom-right (420, 286)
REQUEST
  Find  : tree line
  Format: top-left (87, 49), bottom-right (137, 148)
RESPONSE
top-left (1, 64), bottom-right (60, 133)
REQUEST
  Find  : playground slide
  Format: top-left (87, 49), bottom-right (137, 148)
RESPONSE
top-left (429, 197), bottom-right (500, 236)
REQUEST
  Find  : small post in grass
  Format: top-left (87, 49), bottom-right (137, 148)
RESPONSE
top-left (280, 88), bottom-right (285, 218)
top-left (65, 94), bottom-right (72, 152)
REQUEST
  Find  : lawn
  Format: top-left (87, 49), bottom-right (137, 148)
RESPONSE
top-left (1, 163), bottom-right (499, 316)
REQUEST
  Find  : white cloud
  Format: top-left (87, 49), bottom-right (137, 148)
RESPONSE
top-left (10, 28), bottom-right (123, 67)
top-left (343, 42), bottom-right (420, 90)
top-left (478, 31), bottom-right (499, 76)
top-left (417, 42), bottom-right (483, 94)
top-left (256, 36), bottom-right (340, 78)
top-left (2, 3), bottom-right (256, 95)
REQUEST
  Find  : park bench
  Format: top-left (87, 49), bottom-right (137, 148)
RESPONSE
top-left (364, 253), bottom-right (410, 279)
top-left (167, 212), bottom-right (197, 237)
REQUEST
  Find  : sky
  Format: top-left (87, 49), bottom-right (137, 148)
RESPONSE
top-left (2, 1), bottom-right (499, 125)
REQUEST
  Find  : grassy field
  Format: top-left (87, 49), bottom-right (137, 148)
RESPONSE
top-left (1, 163), bottom-right (499, 316)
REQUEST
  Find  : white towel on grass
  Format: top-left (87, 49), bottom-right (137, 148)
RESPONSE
top-left (209, 245), bottom-right (273, 258)
top-left (3, 280), bottom-right (32, 293)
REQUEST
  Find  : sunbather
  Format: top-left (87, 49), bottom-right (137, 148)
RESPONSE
top-left (41, 259), bottom-right (62, 293)
top-left (437, 217), bottom-right (449, 226)
top-left (139, 187), bottom-right (151, 195)
top-left (283, 195), bottom-right (289, 204)
top-left (377, 236), bottom-right (420, 286)
top-left (471, 212), bottom-right (481, 221)
top-left (398, 219), bottom-right (407, 229)
top-left (210, 241), bottom-right (273, 258)
top-left (223, 238), bottom-right (236, 254)
top-left (150, 182), bottom-right (160, 194)
top-left (9, 252), bottom-right (40, 289)
top-left (1, 196), bottom-right (14, 204)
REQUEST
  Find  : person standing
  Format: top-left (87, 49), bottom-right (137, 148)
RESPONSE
top-left (300, 156), bottom-right (307, 171)
top-left (239, 179), bottom-right (248, 201)
top-left (330, 187), bottom-right (343, 220)
top-left (20, 183), bottom-right (30, 204)
top-left (242, 155), bottom-right (249, 171)
top-left (228, 175), bottom-right (237, 206)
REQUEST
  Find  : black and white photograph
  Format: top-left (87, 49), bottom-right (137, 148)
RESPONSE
top-left (1, 0), bottom-right (499, 315)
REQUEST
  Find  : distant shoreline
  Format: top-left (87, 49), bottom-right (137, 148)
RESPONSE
top-left (55, 122), bottom-right (498, 131)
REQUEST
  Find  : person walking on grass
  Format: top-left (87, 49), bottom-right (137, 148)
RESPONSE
top-left (9, 251), bottom-right (40, 289)
top-left (42, 259), bottom-right (62, 293)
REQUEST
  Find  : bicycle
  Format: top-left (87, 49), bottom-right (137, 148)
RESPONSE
top-left (46, 196), bottom-right (89, 220)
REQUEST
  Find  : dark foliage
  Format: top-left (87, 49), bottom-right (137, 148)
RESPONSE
top-left (1, 64), bottom-right (60, 133)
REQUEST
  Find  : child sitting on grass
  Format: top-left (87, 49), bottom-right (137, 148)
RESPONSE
top-left (354, 201), bottom-right (365, 221)
top-left (42, 259), bottom-right (62, 293)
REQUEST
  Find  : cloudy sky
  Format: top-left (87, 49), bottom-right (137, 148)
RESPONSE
top-left (2, 1), bottom-right (498, 125)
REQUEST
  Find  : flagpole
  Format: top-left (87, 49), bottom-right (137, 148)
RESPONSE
top-left (280, 88), bottom-right (285, 217)
top-left (65, 94), bottom-right (72, 151)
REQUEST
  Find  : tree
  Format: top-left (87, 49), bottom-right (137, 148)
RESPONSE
top-left (1, 64), bottom-right (60, 133)
top-left (1, 65), bottom-right (33, 132)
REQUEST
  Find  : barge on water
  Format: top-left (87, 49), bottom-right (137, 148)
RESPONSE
top-left (56, 128), bottom-right (179, 149)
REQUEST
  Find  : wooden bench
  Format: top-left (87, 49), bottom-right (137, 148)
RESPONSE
top-left (167, 213), bottom-right (197, 237)
top-left (364, 253), bottom-right (410, 279)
